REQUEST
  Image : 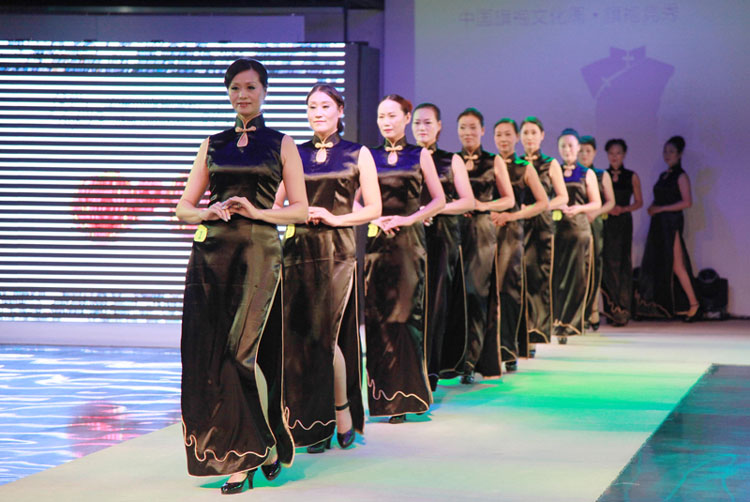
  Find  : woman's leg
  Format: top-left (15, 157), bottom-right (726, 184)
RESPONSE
top-left (672, 233), bottom-right (698, 307)
top-left (333, 344), bottom-right (353, 433)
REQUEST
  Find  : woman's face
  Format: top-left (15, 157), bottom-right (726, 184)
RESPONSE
top-left (663, 143), bottom-right (681, 167)
top-left (558, 134), bottom-right (581, 165)
top-left (412, 107), bottom-right (441, 147)
top-left (307, 91), bottom-right (343, 139)
top-left (458, 115), bottom-right (484, 151)
top-left (578, 144), bottom-right (596, 167)
top-left (521, 123), bottom-right (544, 153)
top-left (607, 144), bottom-right (626, 169)
top-left (228, 69), bottom-right (266, 120)
top-left (494, 122), bottom-right (518, 157)
top-left (377, 99), bottom-right (410, 142)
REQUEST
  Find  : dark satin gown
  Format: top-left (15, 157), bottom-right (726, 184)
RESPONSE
top-left (491, 154), bottom-right (529, 364)
top-left (522, 151), bottom-right (556, 343)
top-left (585, 166), bottom-right (606, 323)
top-left (365, 138), bottom-right (432, 416)
top-left (635, 164), bottom-right (695, 318)
top-left (552, 163), bottom-right (593, 337)
top-left (601, 167), bottom-right (635, 324)
top-left (282, 134), bottom-right (365, 447)
top-left (458, 148), bottom-right (500, 376)
top-left (181, 115), bottom-right (294, 476)
top-left (422, 145), bottom-right (467, 383)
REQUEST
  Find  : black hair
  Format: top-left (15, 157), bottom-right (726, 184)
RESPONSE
top-left (580, 135), bottom-right (596, 149)
top-left (665, 135), bottom-right (686, 153)
top-left (520, 116), bottom-right (544, 132)
top-left (307, 84), bottom-right (345, 133)
top-left (605, 138), bottom-right (628, 153)
top-left (558, 127), bottom-right (580, 141)
top-left (493, 118), bottom-right (519, 134)
top-left (381, 94), bottom-right (413, 115)
top-left (414, 102), bottom-right (441, 121)
top-left (224, 58), bottom-right (268, 89)
top-left (457, 107), bottom-right (484, 127)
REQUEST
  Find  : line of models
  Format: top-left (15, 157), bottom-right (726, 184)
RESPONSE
top-left (176, 59), bottom-right (701, 494)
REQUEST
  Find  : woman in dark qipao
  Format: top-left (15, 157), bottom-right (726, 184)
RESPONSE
top-left (489, 118), bottom-right (548, 370)
top-left (635, 135), bottom-right (700, 321)
top-left (577, 135), bottom-right (615, 331)
top-left (455, 108), bottom-right (515, 383)
top-left (274, 85), bottom-right (381, 454)
top-left (552, 129), bottom-right (601, 342)
top-left (365, 94), bottom-right (445, 424)
top-left (411, 103), bottom-right (474, 390)
top-left (519, 117), bottom-right (568, 355)
top-left (600, 139), bottom-right (643, 326)
top-left (177, 59), bottom-right (308, 495)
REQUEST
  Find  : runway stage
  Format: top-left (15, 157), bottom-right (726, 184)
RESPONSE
top-left (1, 320), bottom-right (748, 501)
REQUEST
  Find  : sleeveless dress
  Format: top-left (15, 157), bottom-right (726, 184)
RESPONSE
top-left (601, 166), bottom-right (635, 324)
top-left (181, 115), bottom-right (294, 476)
top-left (458, 148), bottom-right (500, 377)
top-left (282, 134), bottom-right (365, 447)
top-left (585, 166), bottom-right (606, 323)
top-left (492, 154), bottom-right (529, 364)
top-left (422, 145), bottom-right (467, 384)
top-left (635, 164), bottom-right (696, 318)
top-left (522, 151), bottom-right (556, 343)
top-left (552, 163), bottom-right (593, 337)
top-left (365, 137), bottom-right (432, 416)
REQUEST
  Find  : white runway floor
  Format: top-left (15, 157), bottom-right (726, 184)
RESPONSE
top-left (1, 320), bottom-right (748, 501)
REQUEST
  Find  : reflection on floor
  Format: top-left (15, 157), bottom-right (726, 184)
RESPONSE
top-left (0, 345), bottom-right (181, 485)
top-left (599, 364), bottom-right (750, 501)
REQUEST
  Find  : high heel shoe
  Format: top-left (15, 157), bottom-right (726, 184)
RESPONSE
top-left (260, 457), bottom-right (281, 481)
top-left (558, 336), bottom-right (568, 345)
top-left (682, 303), bottom-right (701, 323)
top-left (335, 401), bottom-right (356, 448)
top-left (388, 414), bottom-right (406, 424)
top-left (221, 469), bottom-right (255, 495)
top-left (306, 436), bottom-right (332, 454)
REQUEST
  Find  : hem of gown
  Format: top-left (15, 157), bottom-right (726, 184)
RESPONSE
top-left (366, 377), bottom-right (430, 416)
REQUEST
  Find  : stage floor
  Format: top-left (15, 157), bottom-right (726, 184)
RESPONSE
top-left (0, 320), bottom-right (749, 501)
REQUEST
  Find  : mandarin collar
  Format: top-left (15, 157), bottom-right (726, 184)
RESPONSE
top-left (384, 136), bottom-right (408, 149)
top-left (234, 114), bottom-right (265, 130)
top-left (312, 133), bottom-right (341, 146)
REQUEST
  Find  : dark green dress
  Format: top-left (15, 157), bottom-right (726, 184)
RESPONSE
top-left (635, 164), bottom-right (696, 318)
top-left (458, 148), bottom-right (500, 376)
top-left (282, 134), bottom-right (365, 447)
top-left (365, 138), bottom-right (432, 416)
top-left (422, 145), bottom-right (467, 383)
top-left (552, 163), bottom-right (593, 337)
top-left (181, 115), bottom-right (294, 476)
top-left (585, 166), bottom-right (606, 323)
top-left (522, 151), bottom-right (556, 343)
top-left (601, 166), bottom-right (635, 324)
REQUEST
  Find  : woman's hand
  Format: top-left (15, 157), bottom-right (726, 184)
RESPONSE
top-left (609, 205), bottom-right (622, 216)
top-left (373, 215), bottom-right (413, 236)
top-left (490, 211), bottom-right (513, 227)
top-left (307, 206), bottom-right (342, 226)
top-left (561, 204), bottom-right (578, 216)
top-left (199, 202), bottom-right (232, 222)
top-left (647, 204), bottom-right (660, 216)
top-left (226, 196), bottom-right (262, 220)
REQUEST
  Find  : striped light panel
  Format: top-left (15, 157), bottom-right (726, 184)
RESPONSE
top-left (0, 40), bottom-right (347, 323)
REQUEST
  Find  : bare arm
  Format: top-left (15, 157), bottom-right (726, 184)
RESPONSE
top-left (309, 146), bottom-right (382, 226)
top-left (547, 159), bottom-right (569, 210)
top-left (478, 156), bottom-right (515, 212)
top-left (565, 168), bottom-right (601, 216)
top-left (273, 181), bottom-right (287, 210)
top-left (441, 153), bottom-right (475, 215)
top-left (588, 171), bottom-right (615, 220)
top-left (649, 172), bottom-right (692, 215)
top-left (176, 139), bottom-right (232, 224)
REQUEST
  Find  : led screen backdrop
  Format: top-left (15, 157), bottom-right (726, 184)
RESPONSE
top-left (0, 40), bottom-right (347, 323)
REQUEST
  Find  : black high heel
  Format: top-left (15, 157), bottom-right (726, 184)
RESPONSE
top-left (306, 436), bottom-right (332, 454)
top-left (558, 336), bottom-right (568, 345)
top-left (335, 401), bottom-right (356, 448)
top-left (221, 469), bottom-right (255, 495)
top-left (260, 457), bottom-right (281, 481)
top-left (505, 361), bottom-right (518, 372)
top-left (388, 414), bottom-right (406, 424)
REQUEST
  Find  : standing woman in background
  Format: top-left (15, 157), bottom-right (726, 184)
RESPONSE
top-left (456, 108), bottom-right (515, 383)
top-left (552, 129), bottom-right (601, 343)
top-left (275, 84), bottom-right (381, 455)
top-left (490, 118), bottom-right (548, 370)
top-left (600, 139), bottom-right (642, 326)
top-left (412, 103), bottom-right (474, 390)
top-left (636, 135), bottom-right (700, 321)
top-left (365, 94), bottom-right (445, 423)
top-left (177, 59), bottom-right (307, 494)
top-left (578, 136), bottom-right (615, 331)
top-left (520, 117), bottom-right (568, 353)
